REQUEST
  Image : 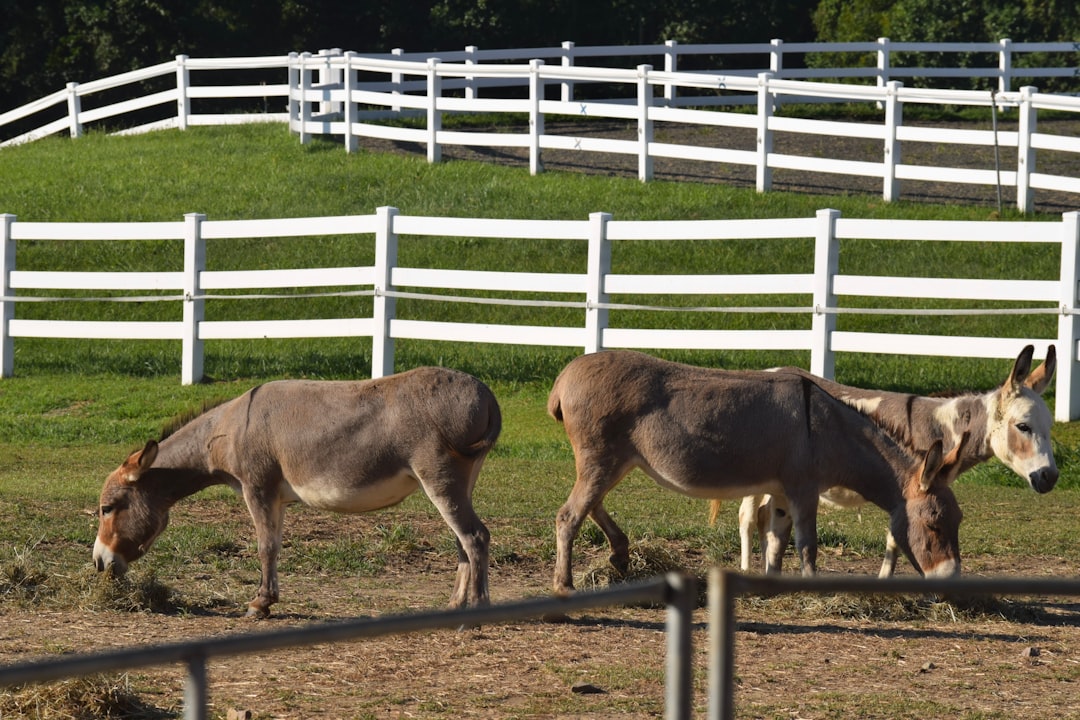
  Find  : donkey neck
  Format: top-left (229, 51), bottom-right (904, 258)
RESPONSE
top-left (152, 410), bottom-right (230, 502)
top-left (834, 387), bottom-right (991, 468)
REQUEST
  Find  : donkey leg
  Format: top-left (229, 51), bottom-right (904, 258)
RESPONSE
top-left (243, 489), bottom-right (287, 618)
top-left (737, 495), bottom-right (759, 572)
top-left (878, 530), bottom-right (900, 578)
top-left (589, 502), bottom-right (629, 576)
top-left (786, 494), bottom-right (819, 577)
top-left (422, 466), bottom-right (491, 608)
top-left (763, 496), bottom-right (793, 575)
top-left (554, 467), bottom-right (620, 596)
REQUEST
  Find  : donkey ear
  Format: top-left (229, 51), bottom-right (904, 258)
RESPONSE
top-left (1003, 345), bottom-right (1035, 398)
top-left (1024, 345), bottom-right (1056, 395)
top-left (919, 433), bottom-right (970, 492)
top-left (121, 440), bottom-right (159, 484)
top-left (918, 440), bottom-right (946, 493)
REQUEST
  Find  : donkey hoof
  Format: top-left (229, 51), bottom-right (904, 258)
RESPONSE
top-left (244, 604), bottom-right (271, 619)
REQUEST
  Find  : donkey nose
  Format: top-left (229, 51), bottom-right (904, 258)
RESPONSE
top-left (1031, 467), bottom-right (1059, 494)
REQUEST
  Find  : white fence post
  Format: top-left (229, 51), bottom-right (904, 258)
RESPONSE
top-left (811, 208), bottom-right (840, 379)
top-left (318, 48), bottom-right (343, 117)
top-left (175, 55), bottom-right (190, 131)
top-left (770, 39), bottom-right (783, 75)
top-left (66, 83), bottom-right (82, 138)
top-left (883, 80), bottom-right (903, 202)
top-left (0, 214), bottom-right (14, 379)
top-left (585, 212), bottom-right (612, 354)
top-left (373, 206), bottom-right (399, 379)
top-left (343, 51), bottom-right (358, 153)
top-left (530, 59), bottom-right (545, 175)
top-left (465, 45), bottom-right (478, 100)
top-left (298, 52), bottom-right (312, 145)
top-left (876, 37), bottom-right (891, 90)
top-left (426, 58), bottom-right (442, 163)
top-left (998, 38), bottom-right (1013, 95)
top-left (1057, 211), bottom-right (1080, 421)
top-left (560, 41), bottom-right (575, 103)
top-left (664, 40), bottom-right (678, 106)
top-left (287, 52), bottom-right (299, 136)
top-left (1017, 86), bottom-right (1036, 213)
top-left (756, 72), bottom-right (774, 192)
top-left (391, 48), bottom-right (404, 113)
top-left (638, 64), bottom-right (654, 182)
top-left (182, 213), bottom-right (206, 386)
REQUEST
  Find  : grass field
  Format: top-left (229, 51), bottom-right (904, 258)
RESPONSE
top-left (0, 124), bottom-right (1078, 719)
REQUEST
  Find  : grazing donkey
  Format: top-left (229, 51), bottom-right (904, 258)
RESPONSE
top-left (547, 350), bottom-right (968, 595)
top-left (722, 344), bottom-right (1057, 576)
top-left (94, 367), bottom-right (501, 617)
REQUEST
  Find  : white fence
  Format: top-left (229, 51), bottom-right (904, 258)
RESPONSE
top-left (2, 208), bottom-right (1078, 419)
top-left (4, 41), bottom-right (1080, 211)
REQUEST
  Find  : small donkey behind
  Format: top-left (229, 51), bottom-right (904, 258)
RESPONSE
top-left (724, 344), bottom-right (1057, 576)
top-left (547, 350), bottom-right (967, 595)
top-left (94, 367), bottom-right (501, 617)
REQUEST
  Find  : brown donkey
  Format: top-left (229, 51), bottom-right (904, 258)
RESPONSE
top-left (723, 344), bottom-right (1057, 576)
top-left (547, 350), bottom-right (968, 595)
top-left (94, 367), bottom-right (501, 617)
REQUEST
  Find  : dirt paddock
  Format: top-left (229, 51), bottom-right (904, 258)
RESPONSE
top-left (1, 510), bottom-right (1078, 719)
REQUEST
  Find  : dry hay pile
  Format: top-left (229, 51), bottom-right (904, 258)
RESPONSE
top-left (0, 675), bottom-right (171, 719)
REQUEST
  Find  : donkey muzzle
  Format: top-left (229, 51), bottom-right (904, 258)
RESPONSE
top-left (1030, 466), bottom-right (1059, 494)
top-left (92, 538), bottom-right (128, 576)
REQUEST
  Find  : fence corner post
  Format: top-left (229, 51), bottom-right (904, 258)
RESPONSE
top-left (373, 206), bottom-right (399, 379)
top-left (181, 213), bottom-right (206, 386)
top-left (876, 37), bottom-right (891, 90)
top-left (637, 64), bottom-right (654, 182)
top-left (707, 567), bottom-right (736, 720)
top-left (529, 59), bottom-right (545, 175)
top-left (998, 38), bottom-right (1013, 95)
top-left (1057, 211), bottom-right (1080, 421)
top-left (175, 54), bottom-right (190, 131)
top-left (811, 208), bottom-right (840, 379)
top-left (585, 212), bottom-right (612, 354)
top-left (0, 214), bottom-right (15, 379)
top-left (665, 572), bottom-right (695, 720)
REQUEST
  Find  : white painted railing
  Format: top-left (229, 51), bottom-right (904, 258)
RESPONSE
top-left (2, 208), bottom-right (1077, 418)
top-left (5, 42), bottom-right (1080, 211)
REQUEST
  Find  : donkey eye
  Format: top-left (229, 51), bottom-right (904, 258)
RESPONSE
top-left (100, 505), bottom-right (115, 517)
top-left (1016, 423), bottom-right (1032, 434)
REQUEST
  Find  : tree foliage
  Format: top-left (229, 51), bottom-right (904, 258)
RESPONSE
top-left (1, 0), bottom-right (1077, 111)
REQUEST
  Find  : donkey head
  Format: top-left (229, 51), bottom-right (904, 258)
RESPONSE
top-left (989, 345), bottom-right (1058, 494)
top-left (894, 434), bottom-right (969, 578)
top-left (92, 440), bottom-right (170, 576)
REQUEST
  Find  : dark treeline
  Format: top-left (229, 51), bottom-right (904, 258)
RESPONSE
top-left (1, 0), bottom-right (1078, 111)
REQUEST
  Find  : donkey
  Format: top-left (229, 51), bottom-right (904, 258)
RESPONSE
top-left (721, 344), bottom-right (1057, 576)
top-left (547, 350), bottom-right (968, 595)
top-left (93, 367), bottom-right (501, 617)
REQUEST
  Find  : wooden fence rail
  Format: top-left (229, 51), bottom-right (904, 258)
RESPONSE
top-left (5, 41), bottom-right (1080, 211)
top-left (1, 208), bottom-right (1078, 418)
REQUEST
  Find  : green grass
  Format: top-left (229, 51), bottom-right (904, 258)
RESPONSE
top-left (0, 123), bottom-right (1077, 615)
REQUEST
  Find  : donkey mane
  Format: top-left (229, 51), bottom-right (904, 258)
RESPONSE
top-left (158, 396), bottom-right (232, 441)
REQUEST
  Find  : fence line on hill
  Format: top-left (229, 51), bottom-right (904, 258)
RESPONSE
top-left (2, 208), bottom-right (1078, 419)
top-left (4, 41), bottom-right (1080, 211)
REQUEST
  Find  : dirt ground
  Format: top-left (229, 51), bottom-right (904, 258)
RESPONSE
top-left (3, 118), bottom-right (1080, 718)
top-left (0, 508), bottom-right (1078, 720)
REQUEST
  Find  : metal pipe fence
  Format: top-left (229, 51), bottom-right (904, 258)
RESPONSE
top-left (0, 573), bottom-right (698, 720)
top-left (707, 570), bottom-right (1080, 720)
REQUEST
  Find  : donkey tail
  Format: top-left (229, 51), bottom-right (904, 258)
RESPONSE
top-left (462, 386), bottom-right (503, 458)
top-left (708, 499), bottom-right (722, 527)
